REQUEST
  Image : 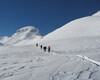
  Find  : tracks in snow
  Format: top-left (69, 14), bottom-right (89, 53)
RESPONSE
top-left (77, 55), bottom-right (100, 66)
top-left (52, 50), bottom-right (100, 66)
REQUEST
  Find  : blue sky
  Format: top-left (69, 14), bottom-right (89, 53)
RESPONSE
top-left (0, 0), bottom-right (100, 36)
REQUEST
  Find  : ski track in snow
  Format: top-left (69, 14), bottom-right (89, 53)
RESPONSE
top-left (77, 55), bottom-right (100, 66)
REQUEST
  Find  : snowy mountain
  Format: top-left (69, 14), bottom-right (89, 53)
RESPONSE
top-left (0, 11), bottom-right (100, 80)
top-left (3, 26), bottom-right (43, 45)
top-left (39, 11), bottom-right (100, 61)
top-left (40, 11), bottom-right (100, 42)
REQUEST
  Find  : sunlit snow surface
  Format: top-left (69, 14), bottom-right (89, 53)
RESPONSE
top-left (0, 37), bottom-right (100, 80)
top-left (0, 11), bottom-right (100, 80)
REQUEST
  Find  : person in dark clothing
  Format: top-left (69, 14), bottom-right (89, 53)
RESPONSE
top-left (40, 45), bottom-right (43, 49)
top-left (36, 43), bottom-right (38, 47)
top-left (43, 46), bottom-right (47, 52)
top-left (48, 46), bottom-right (51, 53)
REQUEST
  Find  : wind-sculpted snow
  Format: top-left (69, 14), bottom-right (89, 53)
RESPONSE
top-left (0, 45), bottom-right (100, 80)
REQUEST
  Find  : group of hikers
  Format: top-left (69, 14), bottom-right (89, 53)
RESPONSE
top-left (36, 43), bottom-right (51, 53)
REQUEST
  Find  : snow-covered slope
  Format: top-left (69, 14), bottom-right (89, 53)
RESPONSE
top-left (92, 10), bottom-right (100, 16)
top-left (5, 26), bottom-right (42, 45)
top-left (40, 11), bottom-right (100, 42)
top-left (0, 11), bottom-right (100, 80)
top-left (0, 45), bottom-right (100, 80)
top-left (39, 11), bottom-right (100, 62)
top-left (0, 36), bottom-right (9, 43)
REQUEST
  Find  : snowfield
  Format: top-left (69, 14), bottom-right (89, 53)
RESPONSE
top-left (0, 45), bottom-right (100, 80)
top-left (0, 11), bottom-right (100, 80)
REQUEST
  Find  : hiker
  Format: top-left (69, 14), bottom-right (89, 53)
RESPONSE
top-left (48, 46), bottom-right (51, 53)
top-left (36, 43), bottom-right (38, 47)
top-left (40, 45), bottom-right (43, 49)
top-left (43, 46), bottom-right (47, 52)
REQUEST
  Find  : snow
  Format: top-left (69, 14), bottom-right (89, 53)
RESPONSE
top-left (92, 10), bottom-right (100, 16)
top-left (0, 45), bottom-right (100, 80)
top-left (14, 36), bottom-right (42, 46)
top-left (1, 26), bottom-right (43, 45)
top-left (0, 11), bottom-right (100, 80)
top-left (77, 55), bottom-right (100, 66)
top-left (40, 13), bottom-right (100, 42)
top-left (0, 36), bottom-right (9, 43)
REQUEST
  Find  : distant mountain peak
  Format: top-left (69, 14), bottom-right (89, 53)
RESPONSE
top-left (92, 10), bottom-right (100, 16)
top-left (2, 26), bottom-right (43, 45)
top-left (13, 26), bottom-right (42, 37)
top-left (16, 26), bottom-right (33, 33)
top-left (16, 26), bottom-right (41, 35)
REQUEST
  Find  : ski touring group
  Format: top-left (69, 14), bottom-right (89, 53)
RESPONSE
top-left (36, 43), bottom-right (51, 53)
